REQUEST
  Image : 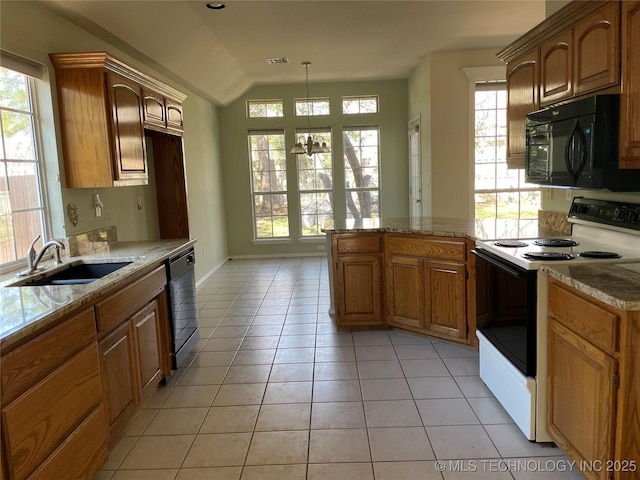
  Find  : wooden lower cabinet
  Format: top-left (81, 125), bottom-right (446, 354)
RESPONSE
top-left (132, 298), bottom-right (165, 397)
top-left (99, 320), bottom-right (138, 434)
top-left (334, 254), bottom-right (384, 326)
top-left (386, 255), bottom-right (467, 340)
top-left (548, 319), bottom-right (617, 480)
top-left (332, 232), bottom-right (474, 345)
top-left (386, 255), bottom-right (425, 330)
top-left (424, 260), bottom-right (467, 340)
top-left (547, 279), bottom-right (640, 480)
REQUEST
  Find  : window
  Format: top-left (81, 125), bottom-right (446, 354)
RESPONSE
top-left (295, 98), bottom-right (330, 116)
top-left (343, 127), bottom-right (380, 221)
top-left (296, 129), bottom-right (333, 236)
top-left (0, 65), bottom-right (47, 266)
top-left (248, 130), bottom-right (289, 238)
top-left (247, 100), bottom-right (283, 118)
top-left (473, 82), bottom-right (539, 238)
top-left (342, 96), bottom-right (378, 114)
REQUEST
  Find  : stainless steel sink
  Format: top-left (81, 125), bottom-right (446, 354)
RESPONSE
top-left (10, 262), bottom-right (132, 287)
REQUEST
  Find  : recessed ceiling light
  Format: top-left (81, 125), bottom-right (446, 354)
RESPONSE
top-left (206, 3), bottom-right (226, 10)
top-left (267, 57), bottom-right (288, 64)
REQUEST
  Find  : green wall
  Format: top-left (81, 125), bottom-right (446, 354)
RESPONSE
top-left (219, 80), bottom-right (409, 257)
top-left (0, 0), bottom-right (228, 282)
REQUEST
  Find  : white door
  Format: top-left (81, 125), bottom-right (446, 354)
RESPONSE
top-left (408, 115), bottom-right (421, 226)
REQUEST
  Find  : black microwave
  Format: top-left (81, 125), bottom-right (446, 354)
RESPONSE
top-left (525, 94), bottom-right (640, 191)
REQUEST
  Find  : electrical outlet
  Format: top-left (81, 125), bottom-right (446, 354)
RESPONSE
top-left (544, 188), bottom-right (553, 200)
top-left (317, 245), bottom-right (325, 251)
top-left (566, 190), bottom-right (573, 201)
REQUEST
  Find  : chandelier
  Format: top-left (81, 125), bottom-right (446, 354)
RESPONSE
top-left (290, 61), bottom-right (330, 156)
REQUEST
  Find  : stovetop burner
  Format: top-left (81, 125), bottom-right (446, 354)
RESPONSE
top-left (578, 251), bottom-right (622, 259)
top-left (523, 252), bottom-right (574, 261)
top-left (494, 240), bottom-right (528, 248)
top-left (533, 238), bottom-right (579, 247)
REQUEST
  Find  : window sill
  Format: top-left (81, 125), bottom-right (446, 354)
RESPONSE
top-left (252, 238), bottom-right (293, 245)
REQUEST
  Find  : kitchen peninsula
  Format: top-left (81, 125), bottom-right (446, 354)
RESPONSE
top-left (324, 217), bottom-right (491, 347)
top-left (0, 238), bottom-right (194, 480)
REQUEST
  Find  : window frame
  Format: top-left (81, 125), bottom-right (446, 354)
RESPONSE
top-left (247, 129), bottom-right (291, 241)
top-left (343, 125), bottom-right (381, 222)
top-left (342, 95), bottom-right (379, 115)
top-left (246, 99), bottom-right (284, 118)
top-left (294, 97), bottom-right (330, 116)
top-left (295, 127), bottom-right (333, 237)
top-left (0, 64), bottom-right (50, 269)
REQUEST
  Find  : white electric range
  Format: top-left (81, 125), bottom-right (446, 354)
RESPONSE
top-left (473, 197), bottom-right (640, 442)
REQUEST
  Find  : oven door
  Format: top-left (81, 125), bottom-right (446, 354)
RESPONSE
top-left (472, 247), bottom-right (537, 377)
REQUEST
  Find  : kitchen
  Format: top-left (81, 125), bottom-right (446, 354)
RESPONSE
top-left (1, 0), bottom-right (640, 479)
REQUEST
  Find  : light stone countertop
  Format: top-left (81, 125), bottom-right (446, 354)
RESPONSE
top-left (0, 239), bottom-right (195, 350)
top-left (324, 217), bottom-right (537, 240)
top-left (541, 262), bottom-right (640, 311)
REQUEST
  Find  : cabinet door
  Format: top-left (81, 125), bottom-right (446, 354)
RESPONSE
top-left (573, 1), bottom-right (620, 96)
top-left (334, 254), bottom-right (383, 326)
top-left (547, 319), bottom-right (616, 480)
top-left (165, 97), bottom-right (184, 132)
top-left (132, 300), bottom-right (163, 395)
top-left (424, 260), bottom-right (467, 340)
top-left (98, 320), bottom-right (138, 428)
top-left (620, 1), bottom-right (640, 168)
top-left (386, 255), bottom-right (425, 330)
top-left (506, 50), bottom-right (539, 168)
top-left (142, 87), bottom-right (166, 128)
top-left (540, 29), bottom-right (573, 106)
top-left (107, 72), bottom-right (148, 185)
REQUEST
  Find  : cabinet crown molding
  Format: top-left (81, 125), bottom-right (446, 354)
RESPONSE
top-left (49, 51), bottom-right (187, 102)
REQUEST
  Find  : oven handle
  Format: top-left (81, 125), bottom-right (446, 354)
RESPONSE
top-left (471, 247), bottom-right (528, 279)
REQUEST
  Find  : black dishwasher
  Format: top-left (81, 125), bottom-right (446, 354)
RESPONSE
top-left (166, 247), bottom-right (199, 369)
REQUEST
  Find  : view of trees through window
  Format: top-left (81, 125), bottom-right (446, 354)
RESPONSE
top-left (248, 131), bottom-right (289, 238)
top-left (344, 127), bottom-right (380, 226)
top-left (0, 67), bottom-right (46, 265)
top-left (296, 129), bottom-right (333, 236)
top-left (474, 83), bottom-right (539, 239)
top-left (247, 100), bottom-right (283, 118)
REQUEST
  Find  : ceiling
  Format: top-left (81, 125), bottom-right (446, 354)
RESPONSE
top-left (44, 0), bottom-right (546, 105)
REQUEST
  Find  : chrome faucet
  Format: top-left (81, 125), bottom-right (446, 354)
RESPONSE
top-left (19, 235), bottom-right (65, 276)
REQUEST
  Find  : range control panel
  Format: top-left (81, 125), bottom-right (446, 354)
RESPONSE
top-left (569, 197), bottom-right (640, 231)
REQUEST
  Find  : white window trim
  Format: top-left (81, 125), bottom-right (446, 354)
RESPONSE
top-left (462, 66), bottom-right (506, 219)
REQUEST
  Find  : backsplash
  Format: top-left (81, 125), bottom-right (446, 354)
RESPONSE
top-left (64, 226), bottom-right (118, 257)
top-left (538, 209), bottom-right (571, 237)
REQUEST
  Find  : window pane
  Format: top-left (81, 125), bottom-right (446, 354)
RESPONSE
top-left (295, 98), bottom-right (330, 116)
top-left (8, 162), bottom-right (41, 209)
top-left (247, 100), bottom-right (283, 118)
top-left (473, 81), bottom-right (539, 238)
top-left (0, 68), bottom-right (30, 110)
top-left (0, 67), bottom-right (46, 267)
top-left (249, 131), bottom-right (288, 238)
top-left (342, 96), bottom-right (378, 114)
top-left (346, 190), bottom-right (379, 220)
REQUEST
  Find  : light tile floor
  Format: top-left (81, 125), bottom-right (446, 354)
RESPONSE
top-left (96, 257), bottom-right (585, 480)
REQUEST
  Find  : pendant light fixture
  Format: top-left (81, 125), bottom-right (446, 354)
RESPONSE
top-left (290, 62), bottom-right (330, 156)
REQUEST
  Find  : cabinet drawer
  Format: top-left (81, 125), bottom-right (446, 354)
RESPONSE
top-left (336, 235), bottom-right (382, 254)
top-left (96, 265), bottom-right (166, 332)
top-left (548, 282), bottom-right (619, 353)
top-left (1, 308), bottom-right (97, 403)
top-left (386, 235), bottom-right (466, 261)
top-left (27, 405), bottom-right (108, 480)
top-left (2, 344), bottom-right (102, 480)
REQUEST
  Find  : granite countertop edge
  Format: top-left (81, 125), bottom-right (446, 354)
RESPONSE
top-left (541, 263), bottom-right (640, 311)
top-left (0, 239), bottom-right (196, 350)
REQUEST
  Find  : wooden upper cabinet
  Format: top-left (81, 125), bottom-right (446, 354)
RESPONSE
top-left (165, 97), bottom-right (184, 132)
top-left (142, 87), bottom-right (166, 129)
top-left (506, 50), bottom-right (539, 168)
top-left (540, 29), bottom-right (573, 106)
top-left (620, 0), bottom-right (640, 168)
top-left (573, 1), bottom-right (620, 96)
top-left (107, 72), bottom-right (148, 185)
top-left (50, 52), bottom-right (186, 188)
